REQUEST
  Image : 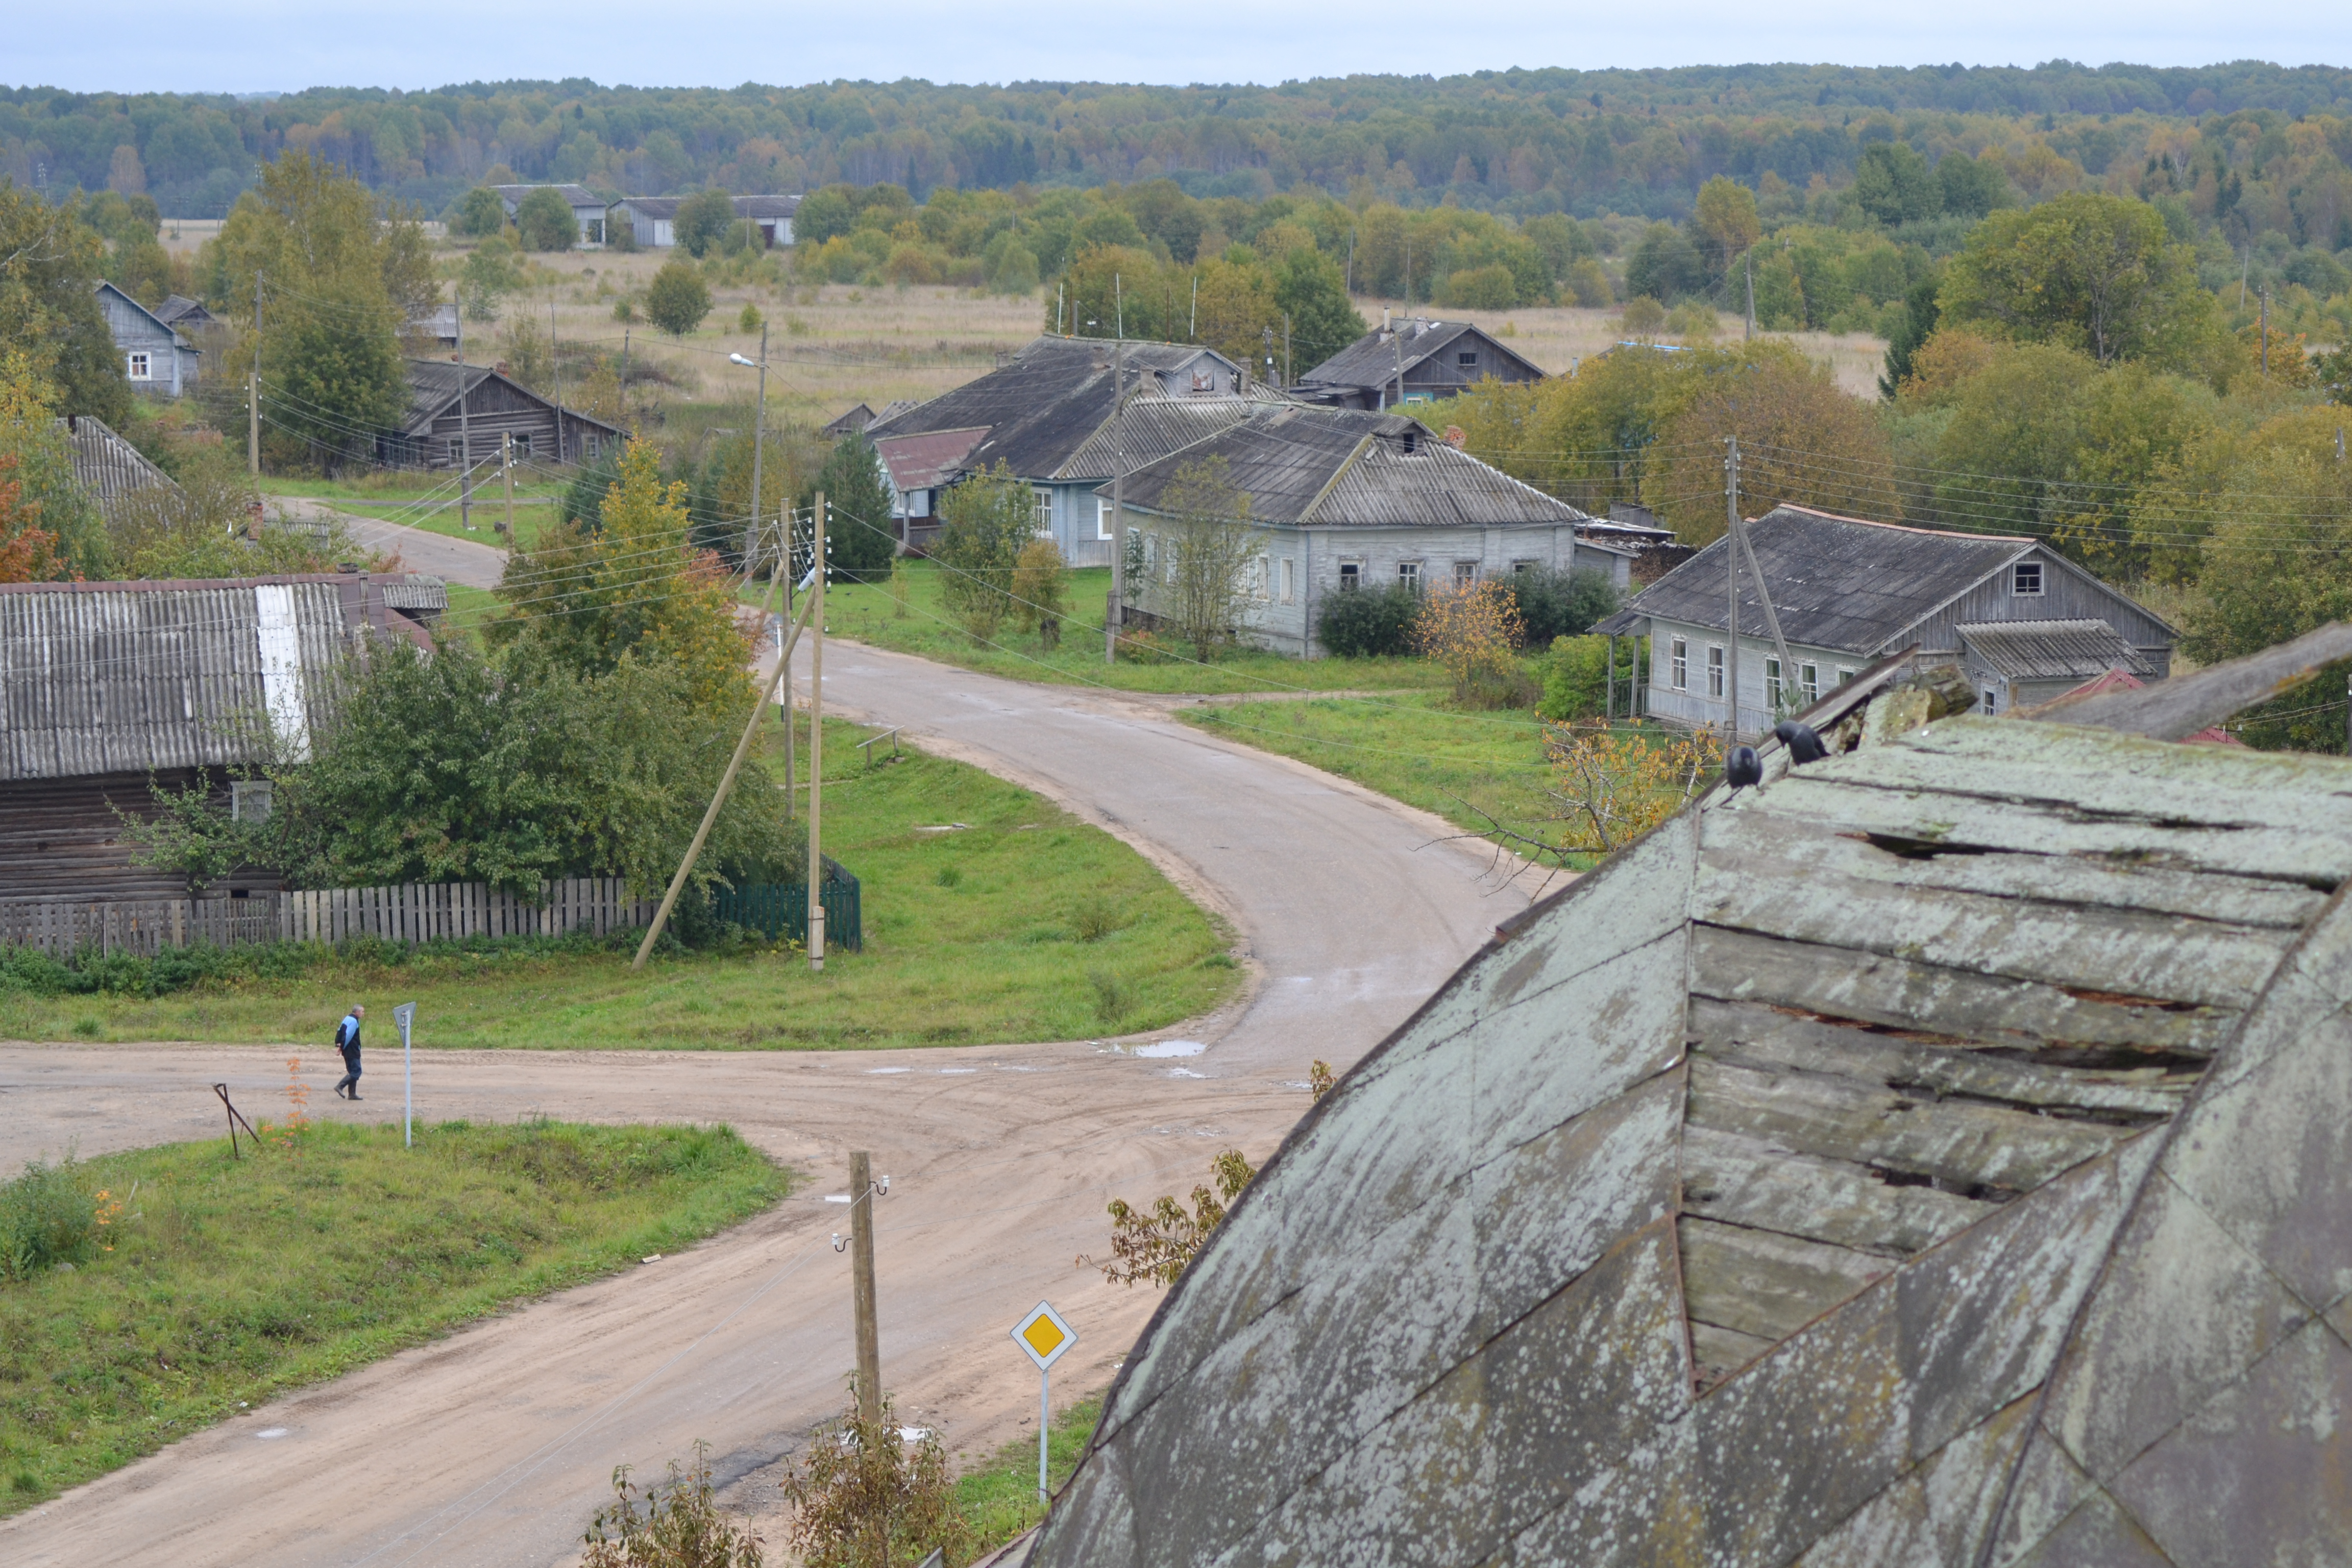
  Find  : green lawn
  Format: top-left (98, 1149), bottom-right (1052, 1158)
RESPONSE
top-left (1179, 691), bottom-right (1599, 870)
top-left (0, 717), bottom-right (1238, 1049)
top-left (0, 1120), bottom-right (787, 1513)
top-left (955, 1392), bottom-right (1104, 1554)
top-left (811, 561), bottom-right (1448, 698)
top-left (259, 474), bottom-right (564, 547)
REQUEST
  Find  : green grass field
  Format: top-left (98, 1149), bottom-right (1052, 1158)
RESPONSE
top-left (811, 561), bottom-right (1448, 698)
top-left (258, 475), bottom-right (565, 547)
top-left (954, 1393), bottom-right (1104, 1554)
top-left (0, 717), bottom-right (1237, 1050)
top-left (0, 1120), bottom-right (787, 1513)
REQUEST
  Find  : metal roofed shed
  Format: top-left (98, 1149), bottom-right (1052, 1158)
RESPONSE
top-left (1021, 625), bottom-right (2352, 1568)
top-left (1290, 316), bottom-right (1546, 410)
top-left (1958, 618), bottom-right (2153, 710)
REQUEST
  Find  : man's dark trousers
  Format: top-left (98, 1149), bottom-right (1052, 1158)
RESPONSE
top-left (334, 1043), bottom-right (361, 1098)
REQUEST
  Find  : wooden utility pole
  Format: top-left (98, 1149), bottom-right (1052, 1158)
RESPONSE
top-left (1283, 312), bottom-right (1292, 387)
top-left (620, 328), bottom-right (631, 424)
top-left (808, 493), bottom-right (828, 972)
top-left (783, 507), bottom-right (797, 819)
top-left (549, 296), bottom-right (565, 465)
top-left (249, 270), bottom-right (261, 476)
top-left (500, 431), bottom-right (516, 535)
top-left (746, 323), bottom-right (770, 571)
top-left (1725, 436), bottom-right (1741, 741)
top-left (1107, 339), bottom-right (1126, 664)
top-left (2260, 286), bottom-right (2269, 377)
top-left (1723, 434), bottom-right (1795, 737)
top-left (849, 1150), bottom-right (881, 1424)
top-left (1745, 253), bottom-right (1755, 341)
top-left (456, 302), bottom-right (474, 532)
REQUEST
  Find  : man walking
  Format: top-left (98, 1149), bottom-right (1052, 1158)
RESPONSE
top-left (332, 1004), bottom-right (366, 1100)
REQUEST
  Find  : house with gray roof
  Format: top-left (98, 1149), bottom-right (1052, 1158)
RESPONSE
top-left (0, 574), bottom-right (439, 900)
top-left (491, 184), bottom-right (607, 247)
top-left (1018, 623), bottom-right (2352, 1568)
top-left (94, 281), bottom-right (201, 397)
top-left (382, 360), bottom-right (624, 472)
top-left (1290, 315), bottom-right (1545, 411)
top-left (1596, 504), bottom-right (2174, 736)
top-left (1110, 404), bottom-right (1635, 655)
top-left (866, 336), bottom-right (1244, 566)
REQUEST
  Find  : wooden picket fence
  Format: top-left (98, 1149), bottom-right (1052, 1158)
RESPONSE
top-left (0, 877), bottom-right (656, 960)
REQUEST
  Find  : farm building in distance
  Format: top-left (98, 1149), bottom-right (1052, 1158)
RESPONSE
top-left (1289, 316), bottom-right (1545, 410)
top-left (1110, 403), bottom-right (1637, 656)
top-left (1597, 505), bottom-right (2176, 736)
top-left (382, 361), bottom-right (624, 472)
top-left (609, 194), bottom-right (802, 249)
top-left (490, 184), bottom-right (607, 247)
top-left (0, 575), bottom-right (443, 902)
top-left (94, 281), bottom-right (201, 397)
top-left (1021, 625), bottom-right (2352, 1568)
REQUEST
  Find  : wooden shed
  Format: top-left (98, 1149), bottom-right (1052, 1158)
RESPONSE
top-left (0, 575), bottom-right (437, 900)
top-left (381, 360), bottom-right (624, 472)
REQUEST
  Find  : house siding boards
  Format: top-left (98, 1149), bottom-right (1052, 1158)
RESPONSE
top-left (1602, 504), bottom-right (2174, 734)
top-left (95, 281), bottom-right (199, 396)
top-left (386, 360), bottom-right (622, 470)
top-left (1291, 318), bottom-right (1544, 410)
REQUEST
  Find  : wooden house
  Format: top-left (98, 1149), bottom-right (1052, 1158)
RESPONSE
top-left (152, 295), bottom-right (217, 333)
top-left (1110, 404), bottom-right (1637, 656)
top-left (94, 281), bottom-right (201, 397)
top-left (1022, 629), bottom-right (2352, 1568)
top-left (381, 360), bottom-right (624, 472)
top-left (491, 184), bottom-right (607, 247)
top-left (1289, 316), bottom-right (1544, 411)
top-left (866, 336), bottom-right (1244, 566)
top-left (1596, 504), bottom-right (2175, 737)
top-left (0, 575), bottom-right (439, 900)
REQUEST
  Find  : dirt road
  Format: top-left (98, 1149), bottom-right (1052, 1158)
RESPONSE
top-left (0, 645), bottom-right (1534, 1566)
top-left (275, 496), bottom-right (510, 590)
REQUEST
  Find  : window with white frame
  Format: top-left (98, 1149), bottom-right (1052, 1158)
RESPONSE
top-left (1836, 666), bottom-right (1857, 687)
top-left (1670, 636), bottom-right (1689, 691)
top-left (1765, 657), bottom-right (1784, 708)
top-left (2013, 559), bottom-right (2044, 596)
top-left (584, 433), bottom-right (600, 459)
top-left (1800, 662), bottom-right (1819, 704)
top-left (1452, 559), bottom-right (1477, 589)
top-left (1707, 645), bottom-right (1725, 698)
top-left (230, 780), bottom-right (273, 823)
top-left (1280, 557), bottom-right (1295, 603)
top-left (1253, 555), bottom-right (1270, 599)
top-left (1983, 685), bottom-right (2000, 715)
top-left (1338, 560), bottom-right (1361, 590)
top-left (1032, 487), bottom-right (1054, 535)
top-left (1095, 494), bottom-right (1113, 540)
top-left (126, 352), bottom-right (152, 380)
top-left (1398, 560), bottom-right (1422, 593)
top-left (1143, 533), bottom-right (1158, 571)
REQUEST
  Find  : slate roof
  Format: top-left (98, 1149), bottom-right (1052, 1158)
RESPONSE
top-left (1960, 618), bottom-right (2152, 680)
top-left (1049, 394), bottom-right (1269, 480)
top-left (613, 197), bottom-right (682, 219)
top-left (493, 183), bottom-right (603, 211)
top-left (1293, 317), bottom-right (1544, 394)
top-left (1115, 403), bottom-right (1601, 531)
top-left (732, 194), bottom-right (802, 219)
top-left (873, 427), bottom-right (989, 494)
top-left (864, 336), bottom-right (1242, 483)
top-left (399, 360), bottom-right (624, 442)
top-left (1024, 630), bottom-right (2352, 1568)
top-left (152, 295), bottom-right (215, 329)
top-left (1594, 503), bottom-right (2035, 651)
top-left (0, 575), bottom-right (438, 781)
top-left (57, 415), bottom-right (180, 522)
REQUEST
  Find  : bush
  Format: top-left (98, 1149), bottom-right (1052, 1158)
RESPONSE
top-left (1442, 264), bottom-right (1519, 311)
top-left (673, 190), bottom-right (738, 259)
top-left (783, 1385), bottom-right (969, 1568)
top-left (513, 188), bottom-right (577, 252)
top-left (1506, 568), bottom-right (1621, 644)
top-left (646, 259), bottom-right (714, 336)
top-left (1317, 582), bottom-right (1419, 657)
top-left (450, 186), bottom-right (507, 239)
top-left (0, 1158), bottom-right (103, 1282)
top-left (582, 1443), bottom-right (765, 1567)
top-left (1538, 634), bottom-right (1644, 722)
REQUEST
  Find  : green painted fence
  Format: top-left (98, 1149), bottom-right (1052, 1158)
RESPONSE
top-left (714, 857), bottom-right (863, 951)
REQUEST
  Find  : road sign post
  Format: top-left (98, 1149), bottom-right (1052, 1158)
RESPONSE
top-left (392, 1002), bottom-right (416, 1147)
top-left (1011, 1301), bottom-right (1076, 1504)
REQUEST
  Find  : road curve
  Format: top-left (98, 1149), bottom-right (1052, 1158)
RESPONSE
top-left (0, 645), bottom-right (1531, 1567)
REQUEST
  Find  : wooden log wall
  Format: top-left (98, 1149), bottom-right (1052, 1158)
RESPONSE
top-left (0, 877), bottom-right (655, 959)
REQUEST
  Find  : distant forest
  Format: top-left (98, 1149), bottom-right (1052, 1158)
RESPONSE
top-left (5, 60), bottom-right (2352, 233)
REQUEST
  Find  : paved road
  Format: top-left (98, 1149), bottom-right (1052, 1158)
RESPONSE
top-left (0, 646), bottom-right (1532, 1568)
top-left (276, 497), bottom-right (510, 590)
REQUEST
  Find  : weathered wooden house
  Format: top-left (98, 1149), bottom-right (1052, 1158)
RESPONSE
top-left (492, 184), bottom-right (607, 247)
top-left (866, 337), bottom-right (1245, 566)
top-left (381, 360), bottom-right (624, 472)
top-left (1022, 624), bottom-right (2352, 1568)
top-left (1111, 404), bottom-right (1637, 655)
top-left (1597, 504), bottom-right (2175, 736)
top-left (0, 575), bottom-right (440, 901)
top-left (1289, 316), bottom-right (1545, 411)
top-left (94, 281), bottom-right (201, 397)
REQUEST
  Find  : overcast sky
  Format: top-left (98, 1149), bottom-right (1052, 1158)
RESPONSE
top-left (9, 2), bottom-right (2346, 97)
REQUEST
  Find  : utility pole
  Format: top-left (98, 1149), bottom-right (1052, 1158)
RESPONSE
top-left (1744, 252), bottom-right (1755, 341)
top-left (808, 493), bottom-right (828, 972)
top-left (620, 328), bottom-right (631, 425)
top-left (1114, 272), bottom-right (1123, 340)
top-left (783, 507), bottom-right (796, 817)
top-left (1725, 437), bottom-right (1741, 742)
top-left (249, 270), bottom-right (262, 476)
top-left (1283, 312), bottom-right (1292, 387)
top-left (1393, 320), bottom-right (1406, 411)
top-left (732, 328), bottom-right (770, 572)
top-left (500, 431), bottom-right (515, 535)
top-left (549, 295), bottom-right (565, 464)
top-left (849, 1150), bottom-right (881, 1425)
top-left (1107, 341), bottom-right (1126, 663)
top-left (1723, 434), bottom-right (1795, 737)
top-left (1056, 281), bottom-right (1064, 335)
top-left (456, 300), bottom-right (474, 532)
top-left (2260, 285), bottom-right (2269, 377)
top-left (1188, 272), bottom-right (1197, 341)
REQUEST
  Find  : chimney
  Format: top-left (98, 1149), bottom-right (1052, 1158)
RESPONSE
top-left (1382, 307), bottom-right (1391, 332)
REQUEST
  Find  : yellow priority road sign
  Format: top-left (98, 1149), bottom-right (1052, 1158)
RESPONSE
top-left (1012, 1300), bottom-right (1076, 1371)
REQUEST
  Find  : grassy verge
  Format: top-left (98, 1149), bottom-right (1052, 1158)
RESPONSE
top-left (955, 1393), bottom-right (1103, 1555)
top-left (0, 717), bottom-right (1238, 1049)
top-left (811, 561), bottom-right (1447, 697)
top-left (0, 1120), bottom-right (788, 1513)
top-left (1180, 691), bottom-right (1602, 871)
top-left (259, 475), bottom-right (562, 547)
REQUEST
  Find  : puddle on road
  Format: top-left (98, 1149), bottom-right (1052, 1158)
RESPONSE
top-left (1133, 1040), bottom-right (1206, 1059)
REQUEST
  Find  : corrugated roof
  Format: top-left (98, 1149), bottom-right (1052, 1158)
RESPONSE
top-left (1027, 648), bottom-right (2352, 1568)
top-left (865, 337), bottom-right (1243, 483)
top-left (153, 295), bottom-right (214, 328)
top-left (1959, 618), bottom-right (2152, 680)
top-left (1049, 395), bottom-right (1266, 480)
top-left (58, 415), bottom-right (181, 522)
top-left (1114, 404), bottom-right (1599, 530)
top-left (615, 197), bottom-right (681, 218)
top-left (493, 183), bottom-right (603, 209)
top-left (1294, 317), bottom-right (1544, 393)
top-left (733, 194), bottom-right (801, 218)
top-left (1595, 503), bottom-right (2035, 651)
top-left (873, 427), bottom-right (989, 493)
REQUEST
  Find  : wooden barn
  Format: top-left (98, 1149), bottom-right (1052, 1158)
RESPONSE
top-left (380, 360), bottom-right (624, 472)
top-left (0, 575), bottom-right (440, 901)
top-left (1288, 315), bottom-right (1545, 411)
